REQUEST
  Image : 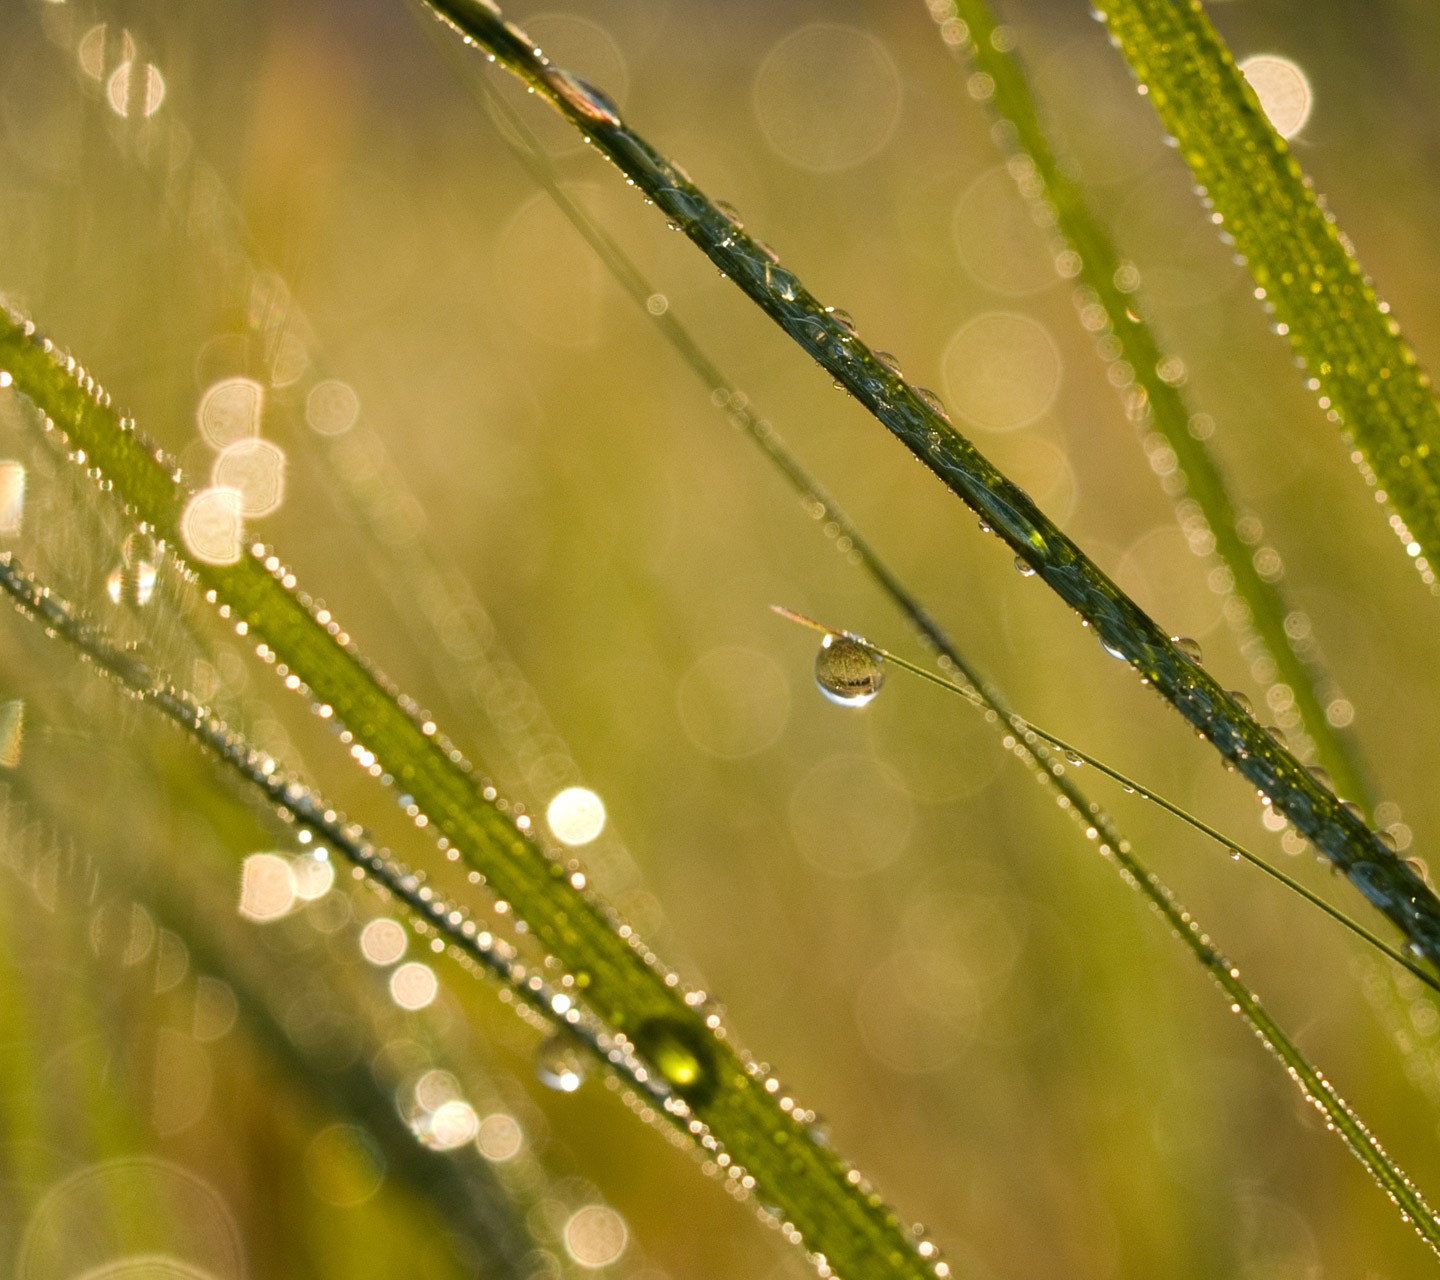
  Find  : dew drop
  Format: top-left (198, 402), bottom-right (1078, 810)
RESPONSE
top-left (1377, 830), bottom-right (1399, 854)
top-left (814, 634), bottom-right (885, 707)
top-left (1063, 750), bottom-right (1083, 766)
top-left (715, 200), bottom-right (744, 229)
top-left (1171, 636), bottom-right (1203, 664)
top-left (1226, 690), bottom-right (1255, 718)
top-left (1014, 556), bottom-right (1036, 577)
top-left (1340, 800), bottom-right (1365, 823)
top-left (825, 307), bottom-right (857, 335)
top-left (631, 1015), bottom-right (717, 1107)
top-left (1264, 724), bottom-right (1288, 748)
top-left (535, 1031), bottom-right (589, 1092)
top-left (873, 350), bottom-right (902, 376)
top-left (1307, 765), bottom-right (1335, 792)
top-left (546, 68), bottom-right (621, 127)
top-left (1098, 633), bottom-right (1126, 660)
top-left (915, 387), bottom-right (951, 422)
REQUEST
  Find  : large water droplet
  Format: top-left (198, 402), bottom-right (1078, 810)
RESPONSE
top-left (1171, 636), bottom-right (1203, 664)
top-left (1307, 765), bottom-right (1334, 792)
top-left (1014, 555), bottom-right (1036, 577)
top-left (814, 634), bottom-right (884, 707)
top-left (631, 1015), bottom-right (717, 1107)
top-left (535, 1032), bottom-right (589, 1092)
top-left (1226, 690), bottom-right (1255, 718)
top-left (1264, 724), bottom-right (1288, 748)
top-left (873, 350), bottom-right (902, 377)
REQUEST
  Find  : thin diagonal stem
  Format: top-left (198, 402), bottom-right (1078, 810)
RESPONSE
top-left (777, 607), bottom-right (1438, 998)
top-left (418, 0), bottom-right (1440, 971)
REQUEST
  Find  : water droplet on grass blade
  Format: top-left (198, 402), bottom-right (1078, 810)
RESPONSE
top-left (1014, 556), bottom-right (1036, 577)
top-left (632, 1015), bottom-right (717, 1106)
top-left (1226, 690), bottom-right (1255, 718)
top-left (815, 634), bottom-right (884, 707)
top-left (535, 1031), bottom-right (588, 1092)
top-left (546, 68), bottom-right (622, 127)
top-left (1171, 636), bottom-right (1203, 664)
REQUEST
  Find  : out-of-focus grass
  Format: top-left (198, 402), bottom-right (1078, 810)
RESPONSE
top-left (2, 1), bottom-right (1440, 1278)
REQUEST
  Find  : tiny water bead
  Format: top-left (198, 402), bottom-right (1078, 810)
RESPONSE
top-left (546, 785), bottom-right (606, 846)
top-left (814, 633), bottom-right (885, 707)
top-left (1171, 635), bottom-right (1204, 665)
top-left (631, 1015), bottom-right (718, 1107)
top-left (535, 1030), bottom-right (589, 1092)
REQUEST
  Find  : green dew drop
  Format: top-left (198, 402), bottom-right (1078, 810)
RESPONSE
top-left (631, 1015), bottom-right (718, 1108)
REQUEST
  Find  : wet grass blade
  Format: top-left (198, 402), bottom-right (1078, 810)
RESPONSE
top-left (1093, 0), bottom-right (1440, 588)
top-left (924, 0), bottom-right (1371, 806)
top-left (414, 0), bottom-right (1440, 974)
top-left (0, 313), bottom-right (942, 1280)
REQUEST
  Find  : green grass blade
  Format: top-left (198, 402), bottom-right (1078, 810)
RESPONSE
top-left (924, 0), bottom-right (1371, 805)
top-left (415, 0), bottom-right (1440, 973)
top-left (1092, 0), bottom-right (1440, 588)
top-left (0, 319), bottom-right (941, 1280)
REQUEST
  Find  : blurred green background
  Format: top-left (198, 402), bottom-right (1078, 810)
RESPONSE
top-left (2, 0), bottom-right (1440, 1276)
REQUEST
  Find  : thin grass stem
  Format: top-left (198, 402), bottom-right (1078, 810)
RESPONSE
top-left (776, 606), bottom-right (1440, 997)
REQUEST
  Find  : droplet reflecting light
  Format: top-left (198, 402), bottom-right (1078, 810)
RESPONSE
top-left (814, 633), bottom-right (884, 707)
top-left (547, 786), bottom-right (606, 846)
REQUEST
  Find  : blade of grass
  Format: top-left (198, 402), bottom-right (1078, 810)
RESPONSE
top-left (774, 606), bottom-right (1439, 998)
top-left (1091, 0), bottom-right (1440, 589)
top-left (414, 0), bottom-right (1440, 974)
top-left (0, 319), bottom-right (942, 1280)
top-left (923, 0), bottom-right (1371, 806)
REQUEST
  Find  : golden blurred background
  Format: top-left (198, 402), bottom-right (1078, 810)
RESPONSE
top-left (2, 0), bottom-right (1440, 1277)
